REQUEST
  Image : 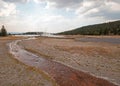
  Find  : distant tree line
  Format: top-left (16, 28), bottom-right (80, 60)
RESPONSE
top-left (0, 25), bottom-right (7, 37)
top-left (23, 32), bottom-right (43, 35)
top-left (58, 20), bottom-right (120, 35)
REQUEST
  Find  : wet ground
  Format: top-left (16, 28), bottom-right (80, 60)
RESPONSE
top-left (77, 37), bottom-right (120, 44)
top-left (9, 38), bottom-right (118, 86)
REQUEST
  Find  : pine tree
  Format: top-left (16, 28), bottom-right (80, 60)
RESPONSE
top-left (1, 25), bottom-right (7, 36)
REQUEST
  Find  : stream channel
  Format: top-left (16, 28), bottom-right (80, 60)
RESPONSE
top-left (9, 38), bottom-right (117, 86)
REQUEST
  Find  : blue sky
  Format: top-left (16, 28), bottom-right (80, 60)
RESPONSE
top-left (0, 0), bottom-right (120, 33)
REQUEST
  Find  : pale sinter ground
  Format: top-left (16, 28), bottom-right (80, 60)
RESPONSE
top-left (19, 36), bottom-right (120, 85)
top-left (0, 37), bottom-right (58, 86)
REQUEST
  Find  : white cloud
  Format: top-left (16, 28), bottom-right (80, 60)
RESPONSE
top-left (105, 1), bottom-right (120, 12)
top-left (33, 0), bottom-right (83, 9)
top-left (0, 0), bottom-right (120, 33)
top-left (76, 0), bottom-right (104, 14)
top-left (0, 0), bottom-right (17, 17)
top-left (32, 13), bottom-right (106, 33)
top-left (75, 0), bottom-right (120, 19)
top-left (41, 14), bottom-right (64, 22)
top-left (3, 0), bottom-right (29, 3)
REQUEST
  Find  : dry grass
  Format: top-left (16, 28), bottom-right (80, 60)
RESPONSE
top-left (0, 36), bottom-right (25, 40)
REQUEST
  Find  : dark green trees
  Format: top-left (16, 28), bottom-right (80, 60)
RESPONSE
top-left (0, 25), bottom-right (7, 36)
top-left (58, 20), bottom-right (120, 35)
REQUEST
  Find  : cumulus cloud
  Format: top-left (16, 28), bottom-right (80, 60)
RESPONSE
top-left (33, 0), bottom-right (83, 9)
top-left (0, 0), bottom-right (17, 16)
top-left (76, 0), bottom-right (120, 19)
top-left (32, 0), bottom-right (120, 19)
top-left (3, 0), bottom-right (29, 3)
top-left (106, 1), bottom-right (120, 12)
top-left (108, 0), bottom-right (120, 3)
top-left (0, 0), bottom-right (120, 32)
top-left (76, 0), bottom-right (103, 15)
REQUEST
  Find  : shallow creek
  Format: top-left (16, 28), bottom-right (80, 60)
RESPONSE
top-left (9, 38), bottom-right (117, 86)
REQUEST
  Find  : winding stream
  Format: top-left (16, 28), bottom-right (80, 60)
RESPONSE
top-left (9, 38), bottom-right (117, 86)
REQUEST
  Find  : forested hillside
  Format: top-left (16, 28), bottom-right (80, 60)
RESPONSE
top-left (58, 20), bottom-right (120, 35)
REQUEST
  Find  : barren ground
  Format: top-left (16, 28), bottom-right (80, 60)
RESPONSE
top-left (19, 35), bottom-right (120, 85)
top-left (0, 36), bottom-right (58, 86)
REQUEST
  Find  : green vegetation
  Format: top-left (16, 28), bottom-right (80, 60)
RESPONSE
top-left (0, 25), bottom-right (7, 36)
top-left (58, 20), bottom-right (120, 35)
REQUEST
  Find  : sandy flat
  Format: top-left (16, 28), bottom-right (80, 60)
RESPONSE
top-left (19, 36), bottom-right (120, 85)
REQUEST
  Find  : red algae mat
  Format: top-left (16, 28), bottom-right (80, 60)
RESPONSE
top-left (36, 59), bottom-right (117, 86)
